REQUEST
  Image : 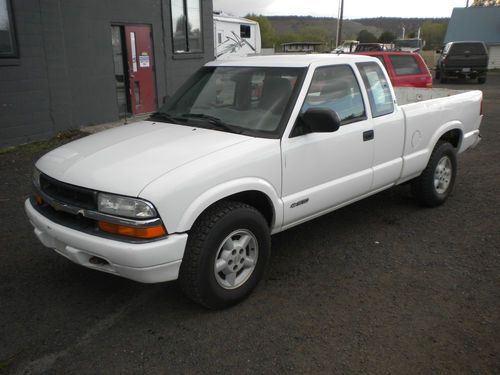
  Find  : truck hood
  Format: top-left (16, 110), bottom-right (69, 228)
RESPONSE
top-left (36, 121), bottom-right (251, 196)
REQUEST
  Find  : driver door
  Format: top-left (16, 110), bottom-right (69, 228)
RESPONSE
top-left (281, 64), bottom-right (374, 228)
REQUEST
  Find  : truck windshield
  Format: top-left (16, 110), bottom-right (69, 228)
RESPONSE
top-left (156, 66), bottom-right (305, 138)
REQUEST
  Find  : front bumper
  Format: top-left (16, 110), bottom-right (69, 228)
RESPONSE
top-left (25, 199), bottom-right (188, 283)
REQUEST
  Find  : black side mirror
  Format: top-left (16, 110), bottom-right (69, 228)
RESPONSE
top-left (300, 108), bottom-right (341, 133)
top-left (436, 49), bottom-right (442, 54)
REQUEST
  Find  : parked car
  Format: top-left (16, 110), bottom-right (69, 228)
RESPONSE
top-left (355, 51), bottom-right (433, 88)
top-left (332, 40), bottom-right (359, 54)
top-left (435, 41), bottom-right (489, 84)
top-left (26, 55), bottom-right (482, 309)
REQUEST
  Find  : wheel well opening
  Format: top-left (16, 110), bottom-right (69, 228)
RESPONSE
top-left (224, 191), bottom-right (274, 227)
top-left (439, 129), bottom-right (462, 149)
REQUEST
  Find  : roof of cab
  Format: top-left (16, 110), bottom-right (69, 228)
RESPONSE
top-left (205, 54), bottom-right (378, 68)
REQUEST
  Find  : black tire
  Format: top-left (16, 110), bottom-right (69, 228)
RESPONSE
top-left (435, 69), bottom-right (441, 80)
top-left (411, 141), bottom-right (457, 207)
top-left (478, 76), bottom-right (486, 84)
top-left (179, 201), bottom-right (270, 309)
top-left (439, 71), bottom-right (448, 84)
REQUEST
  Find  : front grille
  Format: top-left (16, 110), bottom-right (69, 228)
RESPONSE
top-left (32, 198), bottom-right (154, 243)
top-left (40, 174), bottom-right (97, 210)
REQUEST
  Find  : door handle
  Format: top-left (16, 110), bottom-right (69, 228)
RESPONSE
top-left (363, 130), bottom-right (374, 141)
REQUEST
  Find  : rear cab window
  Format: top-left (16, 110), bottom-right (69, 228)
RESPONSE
top-left (449, 42), bottom-right (487, 56)
top-left (356, 62), bottom-right (394, 118)
top-left (388, 55), bottom-right (422, 76)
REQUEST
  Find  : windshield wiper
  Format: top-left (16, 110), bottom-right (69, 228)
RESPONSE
top-left (148, 112), bottom-right (184, 124)
top-left (180, 113), bottom-right (243, 134)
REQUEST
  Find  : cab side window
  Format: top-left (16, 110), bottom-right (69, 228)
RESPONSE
top-left (357, 62), bottom-right (394, 118)
top-left (300, 65), bottom-right (366, 125)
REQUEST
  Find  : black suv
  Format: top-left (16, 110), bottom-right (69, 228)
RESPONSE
top-left (436, 41), bottom-right (489, 84)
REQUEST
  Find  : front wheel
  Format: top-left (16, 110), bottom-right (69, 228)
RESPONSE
top-left (411, 142), bottom-right (457, 207)
top-left (179, 201), bottom-right (270, 309)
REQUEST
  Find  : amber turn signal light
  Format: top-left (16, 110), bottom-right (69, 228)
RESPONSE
top-left (35, 194), bottom-right (44, 205)
top-left (98, 221), bottom-right (167, 239)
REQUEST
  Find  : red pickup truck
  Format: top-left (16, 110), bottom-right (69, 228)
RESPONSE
top-left (355, 51), bottom-right (432, 88)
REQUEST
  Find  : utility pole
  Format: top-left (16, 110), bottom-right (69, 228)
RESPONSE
top-left (335, 0), bottom-right (344, 47)
top-left (466, 0), bottom-right (470, 7)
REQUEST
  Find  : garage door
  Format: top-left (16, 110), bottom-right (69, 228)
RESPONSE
top-left (488, 45), bottom-right (500, 69)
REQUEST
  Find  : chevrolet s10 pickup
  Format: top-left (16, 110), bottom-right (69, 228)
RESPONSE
top-left (25, 55), bottom-right (482, 308)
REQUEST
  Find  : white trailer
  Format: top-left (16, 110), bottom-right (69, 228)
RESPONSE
top-left (213, 13), bottom-right (261, 59)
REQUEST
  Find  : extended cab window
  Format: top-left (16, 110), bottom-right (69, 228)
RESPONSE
top-left (300, 65), bottom-right (366, 124)
top-left (357, 62), bottom-right (394, 118)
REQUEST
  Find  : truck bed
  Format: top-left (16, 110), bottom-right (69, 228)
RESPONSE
top-left (395, 87), bottom-right (469, 105)
top-left (394, 87), bottom-right (482, 184)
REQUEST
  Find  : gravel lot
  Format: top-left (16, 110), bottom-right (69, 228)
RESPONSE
top-left (1, 73), bottom-right (499, 374)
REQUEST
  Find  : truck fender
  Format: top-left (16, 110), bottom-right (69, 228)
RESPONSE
top-left (425, 120), bottom-right (464, 157)
top-left (176, 178), bottom-right (283, 233)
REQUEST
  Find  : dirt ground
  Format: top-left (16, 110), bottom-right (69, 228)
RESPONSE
top-left (0, 73), bottom-right (499, 374)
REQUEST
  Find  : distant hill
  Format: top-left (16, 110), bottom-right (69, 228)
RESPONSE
top-left (267, 15), bottom-right (449, 41)
top-left (267, 16), bottom-right (382, 42)
top-left (352, 17), bottom-right (450, 39)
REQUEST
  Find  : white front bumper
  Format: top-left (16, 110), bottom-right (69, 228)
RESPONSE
top-left (24, 199), bottom-right (188, 283)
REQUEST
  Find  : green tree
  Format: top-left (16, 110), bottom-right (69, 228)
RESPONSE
top-left (300, 28), bottom-right (329, 43)
top-left (357, 29), bottom-right (378, 43)
top-left (246, 14), bottom-right (276, 48)
top-left (472, 0), bottom-right (500, 6)
top-left (421, 21), bottom-right (448, 50)
top-left (378, 31), bottom-right (396, 43)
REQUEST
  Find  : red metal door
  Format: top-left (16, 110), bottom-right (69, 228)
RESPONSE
top-left (125, 25), bottom-right (156, 114)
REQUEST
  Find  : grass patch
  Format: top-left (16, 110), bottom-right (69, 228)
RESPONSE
top-left (0, 355), bottom-right (15, 372)
top-left (0, 129), bottom-right (86, 156)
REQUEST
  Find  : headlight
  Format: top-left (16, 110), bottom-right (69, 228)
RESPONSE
top-left (33, 168), bottom-right (41, 189)
top-left (97, 193), bottom-right (157, 219)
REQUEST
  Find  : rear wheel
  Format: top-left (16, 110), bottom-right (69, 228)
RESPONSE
top-left (411, 142), bottom-right (457, 207)
top-left (179, 201), bottom-right (270, 309)
top-left (439, 70), bottom-right (448, 84)
top-left (435, 69), bottom-right (441, 80)
top-left (478, 76), bottom-right (486, 84)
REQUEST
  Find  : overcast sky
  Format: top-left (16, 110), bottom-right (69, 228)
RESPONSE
top-left (212, 0), bottom-right (468, 19)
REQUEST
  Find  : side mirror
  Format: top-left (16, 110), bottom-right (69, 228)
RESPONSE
top-left (435, 49), bottom-right (442, 54)
top-left (300, 108), bottom-right (341, 133)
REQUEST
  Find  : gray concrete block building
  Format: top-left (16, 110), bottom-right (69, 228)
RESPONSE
top-left (0, 0), bottom-right (214, 147)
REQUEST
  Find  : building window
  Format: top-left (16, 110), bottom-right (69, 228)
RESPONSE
top-left (0, 0), bottom-right (18, 57)
top-left (171, 0), bottom-right (202, 53)
top-left (240, 25), bottom-right (251, 39)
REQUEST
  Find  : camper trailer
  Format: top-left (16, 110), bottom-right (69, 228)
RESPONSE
top-left (213, 12), bottom-right (261, 59)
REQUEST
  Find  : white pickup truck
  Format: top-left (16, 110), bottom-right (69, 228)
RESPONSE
top-left (25, 55), bottom-right (482, 309)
